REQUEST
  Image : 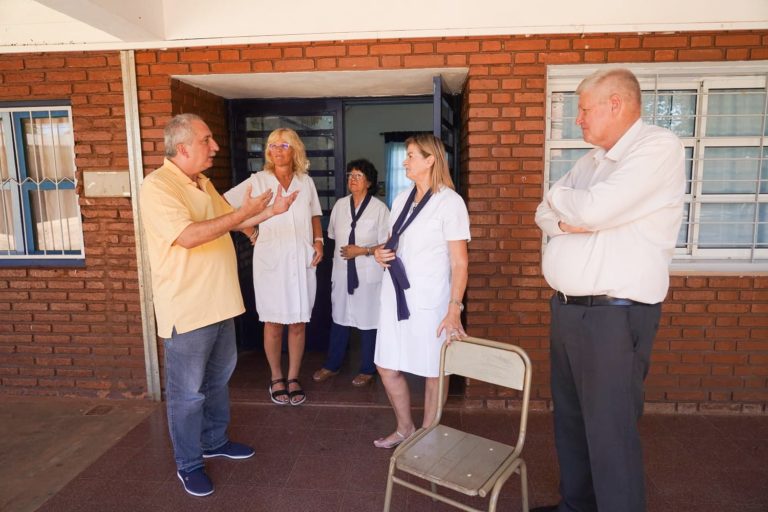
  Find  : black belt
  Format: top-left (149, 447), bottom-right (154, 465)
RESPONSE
top-left (556, 292), bottom-right (645, 307)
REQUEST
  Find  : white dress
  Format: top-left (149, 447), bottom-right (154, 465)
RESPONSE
top-left (374, 186), bottom-right (471, 377)
top-left (328, 194), bottom-right (390, 330)
top-left (224, 171), bottom-right (322, 324)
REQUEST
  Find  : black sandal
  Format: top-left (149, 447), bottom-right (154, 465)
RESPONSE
top-left (286, 378), bottom-right (306, 406)
top-left (269, 378), bottom-right (289, 405)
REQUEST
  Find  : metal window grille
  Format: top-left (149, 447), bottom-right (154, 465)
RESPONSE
top-left (0, 106), bottom-right (83, 262)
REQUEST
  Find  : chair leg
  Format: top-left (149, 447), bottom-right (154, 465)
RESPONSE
top-left (383, 458), bottom-right (397, 512)
top-left (519, 459), bottom-right (529, 512)
top-left (488, 486), bottom-right (500, 512)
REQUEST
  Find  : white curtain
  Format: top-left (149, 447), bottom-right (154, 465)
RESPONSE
top-left (23, 116), bottom-right (81, 252)
top-left (697, 90), bottom-right (767, 247)
top-left (385, 141), bottom-right (410, 208)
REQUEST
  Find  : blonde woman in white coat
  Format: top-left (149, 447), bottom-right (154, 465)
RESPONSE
top-left (225, 128), bottom-right (323, 406)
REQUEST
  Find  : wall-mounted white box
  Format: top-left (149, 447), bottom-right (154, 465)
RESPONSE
top-left (83, 170), bottom-right (131, 198)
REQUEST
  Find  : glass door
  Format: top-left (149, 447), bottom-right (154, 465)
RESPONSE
top-left (229, 99), bottom-right (344, 352)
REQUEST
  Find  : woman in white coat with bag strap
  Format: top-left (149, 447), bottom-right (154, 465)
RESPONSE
top-left (313, 159), bottom-right (389, 387)
top-left (372, 134), bottom-right (470, 449)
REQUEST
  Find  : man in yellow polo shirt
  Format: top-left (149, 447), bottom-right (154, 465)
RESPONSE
top-left (140, 113), bottom-right (296, 497)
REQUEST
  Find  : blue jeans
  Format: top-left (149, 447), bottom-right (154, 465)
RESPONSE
top-left (163, 319), bottom-right (237, 472)
top-left (323, 321), bottom-right (377, 375)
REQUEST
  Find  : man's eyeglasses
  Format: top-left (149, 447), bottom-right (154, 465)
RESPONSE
top-left (268, 142), bottom-right (291, 151)
top-left (346, 173), bottom-right (366, 181)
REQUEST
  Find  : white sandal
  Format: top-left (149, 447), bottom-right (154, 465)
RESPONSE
top-left (373, 430), bottom-right (413, 449)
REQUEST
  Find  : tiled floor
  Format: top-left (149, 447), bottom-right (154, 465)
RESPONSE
top-left (18, 348), bottom-right (768, 511)
top-left (0, 395), bottom-right (157, 512)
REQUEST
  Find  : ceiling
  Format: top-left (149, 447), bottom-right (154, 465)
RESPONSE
top-left (173, 68), bottom-right (469, 99)
top-left (1, 0), bottom-right (766, 53)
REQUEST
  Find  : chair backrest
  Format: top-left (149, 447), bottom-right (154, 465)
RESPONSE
top-left (443, 336), bottom-right (528, 391)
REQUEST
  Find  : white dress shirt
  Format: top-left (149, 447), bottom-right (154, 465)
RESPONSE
top-left (535, 119), bottom-right (685, 304)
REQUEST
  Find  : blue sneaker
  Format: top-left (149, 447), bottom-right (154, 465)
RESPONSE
top-left (202, 440), bottom-right (255, 460)
top-left (176, 467), bottom-right (214, 497)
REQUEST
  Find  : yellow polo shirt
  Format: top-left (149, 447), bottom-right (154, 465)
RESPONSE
top-left (140, 159), bottom-right (245, 338)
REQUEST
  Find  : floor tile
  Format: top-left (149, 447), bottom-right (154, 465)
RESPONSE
top-left (340, 490), bottom-right (407, 512)
top-left (285, 454), bottom-right (351, 491)
top-left (276, 488), bottom-right (342, 512)
top-left (224, 452), bottom-right (296, 487)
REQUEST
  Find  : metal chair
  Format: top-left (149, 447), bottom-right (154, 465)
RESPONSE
top-left (383, 336), bottom-right (532, 512)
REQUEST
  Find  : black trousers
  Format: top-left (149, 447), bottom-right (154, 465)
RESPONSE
top-left (549, 294), bottom-right (660, 512)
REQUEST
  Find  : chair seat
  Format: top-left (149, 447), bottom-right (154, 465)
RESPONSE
top-left (395, 425), bottom-right (516, 496)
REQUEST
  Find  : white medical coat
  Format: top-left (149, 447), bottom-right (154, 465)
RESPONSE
top-left (224, 171), bottom-right (322, 324)
top-left (374, 186), bottom-right (471, 377)
top-left (328, 194), bottom-right (389, 330)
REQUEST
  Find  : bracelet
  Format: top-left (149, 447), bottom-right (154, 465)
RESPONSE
top-left (314, 237), bottom-right (324, 245)
top-left (449, 299), bottom-right (464, 312)
top-left (249, 227), bottom-right (259, 242)
top-left (366, 247), bottom-right (372, 256)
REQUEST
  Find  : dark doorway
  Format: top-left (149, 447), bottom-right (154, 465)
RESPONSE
top-left (228, 99), bottom-right (343, 353)
top-left (227, 89), bottom-right (461, 358)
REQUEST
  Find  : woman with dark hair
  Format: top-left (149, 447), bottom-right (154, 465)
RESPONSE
top-left (372, 134), bottom-right (470, 448)
top-left (224, 128), bottom-right (323, 406)
top-left (313, 159), bottom-right (389, 387)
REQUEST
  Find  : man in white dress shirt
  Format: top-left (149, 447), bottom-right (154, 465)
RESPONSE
top-left (533, 68), bottom-right (685, 512)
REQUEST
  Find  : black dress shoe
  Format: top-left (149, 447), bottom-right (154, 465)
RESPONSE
top-left (529, 506), bottom-right (558, 512)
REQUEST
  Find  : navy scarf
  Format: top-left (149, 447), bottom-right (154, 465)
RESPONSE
top-left (384, 187), bottom-right (432, 320)
top-left (347, 193), bottom-right (373, 295)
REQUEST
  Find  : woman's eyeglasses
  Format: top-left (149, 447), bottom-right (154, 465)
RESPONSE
top-left (346, 173), bottom-right (366, 181)
top-left (268, 142), bottom-right (291, 150)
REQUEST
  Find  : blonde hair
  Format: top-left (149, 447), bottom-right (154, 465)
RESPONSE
top-left (264, 128), bottom-right (310, 175)
top-left (576, 68), bottom-right (642, 109)
top-left (404, 133), bottom-right (454, 194)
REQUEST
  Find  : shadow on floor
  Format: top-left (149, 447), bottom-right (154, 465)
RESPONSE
top-left (0, 395), bottom-right (157, 512)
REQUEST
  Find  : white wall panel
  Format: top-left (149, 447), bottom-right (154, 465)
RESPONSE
top-left (0, 0), bottom-right (766, 53)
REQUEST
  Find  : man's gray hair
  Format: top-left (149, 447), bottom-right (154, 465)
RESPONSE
top-left (576, 68), bottom-right (642, 108)
top-left (164, 113), bottom-right (204, 158)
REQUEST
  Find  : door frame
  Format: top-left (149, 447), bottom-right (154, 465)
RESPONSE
top-left (225, 92), bottom-right (463, 353)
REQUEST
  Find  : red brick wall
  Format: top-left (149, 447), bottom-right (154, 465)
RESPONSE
top-left (2, 31), bottom-right (767, 412)
top-left (134, 32), bottom-right (768, 414)
top-left (0, 51), bottom-right (146, 398)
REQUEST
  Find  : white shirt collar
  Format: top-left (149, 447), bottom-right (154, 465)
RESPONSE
top-left (603, 118), bottom-right (644, 162)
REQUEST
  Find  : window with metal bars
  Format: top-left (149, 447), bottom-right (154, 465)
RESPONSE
top-left (0, 105), bottom-right (83, 265)
top-left (546, 63), bottom-right (768, 271)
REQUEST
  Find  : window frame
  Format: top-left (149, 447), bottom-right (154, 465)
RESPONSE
top-left (0, 104), bottom-right (84, 266)
top-left (545, 62), bottom-right (768, 274)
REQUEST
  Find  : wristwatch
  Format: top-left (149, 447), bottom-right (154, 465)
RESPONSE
top-left (449, 299), bottom-right (464, 311)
